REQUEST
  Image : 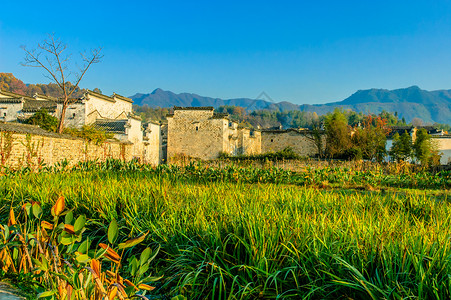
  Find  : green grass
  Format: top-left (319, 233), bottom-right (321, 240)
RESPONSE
top-left (1, 163), bottom-right (451, 299)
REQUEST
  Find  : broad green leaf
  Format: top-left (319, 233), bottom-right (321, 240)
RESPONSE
top-left (76, 254), bottom-right (90, 264)
top-left (32, 203), bottom-right (42, 219)
top-left (78, 238), bottom-right (90, 254)
top-left (118, 231), bottom-right (148, 249)
top-left (3, 225), bottom-right (9, 239)
top-left (37, 291), bottom-right (56, 298)
top-left (65, 210), bottom-right (74, 224)
top-left (61, 236), bottom-right (75, 245)
top-left (130, 257), bottom-right (139, 276)
top-left (140, 247), bottom-right (151, 266)
top-left (108, 218), bottom-right (118, 244)
top-left (74, 215), bottom-right (86, 233)
top-left (23, 203), bottom-right (32, 217)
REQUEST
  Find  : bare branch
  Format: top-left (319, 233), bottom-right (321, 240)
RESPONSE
top-left (21, 33), bottom-right (103, 133)
top-left (21, 45), bottom-right (63, 89)
top-left (67, 47), bottom-right (103, 98)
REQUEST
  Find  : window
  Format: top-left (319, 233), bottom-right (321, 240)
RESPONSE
top-left (72, 113), bottom-right (76, 118)
top-left (3, 113), bottom-right (6, 117)
top-left (196, 126), bottom-right (199, 131)
top-left (271, 139), bottom-right (273, 142)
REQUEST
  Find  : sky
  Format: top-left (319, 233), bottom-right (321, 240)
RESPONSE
top-left (2, 0), bottom-right (451, 104)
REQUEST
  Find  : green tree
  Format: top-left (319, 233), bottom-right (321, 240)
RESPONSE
top-left (324, 109), bottom-right (351, 158)
top-left (412, 128), bottom-right (438, 165)
top-left (25, 108), bottom-right (59, 132)
top-left (389, 131), bottom-right (412, 162)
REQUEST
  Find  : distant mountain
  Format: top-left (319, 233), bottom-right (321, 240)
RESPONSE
top-left (131, 86), bottom-right (451, 124)
top-left (131, 88), bottom-right (275, 110)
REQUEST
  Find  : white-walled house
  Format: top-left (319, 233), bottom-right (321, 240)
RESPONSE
top-left (0, 89), bottom-right (162, 165)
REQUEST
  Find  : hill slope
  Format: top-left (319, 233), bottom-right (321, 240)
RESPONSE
top-left (130, 86), bottom-right (451, 124)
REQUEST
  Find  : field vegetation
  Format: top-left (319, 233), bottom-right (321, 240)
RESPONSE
top-left (0, 160), bottom-right (450, 299)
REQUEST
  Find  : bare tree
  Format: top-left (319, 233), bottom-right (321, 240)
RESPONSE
top-left (305, 119), bottom-right (325, 158)
top-left (22, 34), bottom-right (103, 133)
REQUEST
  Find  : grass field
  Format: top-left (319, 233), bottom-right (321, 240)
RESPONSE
top-left (1, 161), bottom-right (451, 299)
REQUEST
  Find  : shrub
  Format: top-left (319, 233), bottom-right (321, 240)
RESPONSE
top-left (64, 125), bottom-right (114, 145)
top-left (25, 108), bottom-right (59, 132)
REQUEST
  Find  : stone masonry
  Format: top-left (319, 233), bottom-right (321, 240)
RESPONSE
top-left (167, 107), bottom-right (261, 161)
top-left (261, 129), bottom-right (325, 157)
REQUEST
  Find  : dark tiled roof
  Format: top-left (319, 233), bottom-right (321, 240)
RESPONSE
top-left (0, 122), bottom-right (75, 139)
top-left (22, 100), bottom-right (57, 113)
top-left (210, 113), bottom-right (229, 119)
top-left (54, 98), bottom-right (84, 104)
top-left (127, 113), bottom-right (142, 120)
top-left (0, 90), bottom-right (34, 101)
top-left (93, 119), bottom-right (128, 133)
top-left (86, 90), bottom-right (115, 103)
top-left (261, 128), bottom-right (323, 134)
top-left (173, 106), bottom-right (214, 111)
top-left (34, 93), bottom-right (58, 101)
top-left (0, 98), bottom-right (23, 103)
top-left (113, 93), bottom-right (133, 103)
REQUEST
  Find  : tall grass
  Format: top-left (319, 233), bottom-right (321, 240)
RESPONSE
top-left (0, 165), bottom-right (450, 299)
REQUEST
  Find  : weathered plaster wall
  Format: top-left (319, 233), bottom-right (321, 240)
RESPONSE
top-left (261, 130), bottom-right (323, 157)
top-left (433, 136), bottom-right (451, 164)
top-left (0, 103), bottom-right (23, 122)
top-left (57, 103), bottom-right (86, 128)
top-left (143, 122), bottom-right (161, 165)
top-left (85, 95), bottom-right (132, 120)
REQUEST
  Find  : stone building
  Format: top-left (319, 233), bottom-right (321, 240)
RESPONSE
top-left (0, 89), bottom-right (162, 165)
top-left (166, 107), bottom-right (260, 161)
top-left (261, 128), bottom-right (325, 157)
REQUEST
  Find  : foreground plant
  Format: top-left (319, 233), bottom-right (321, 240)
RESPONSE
top-left (0, 196), bottom-right (161, 299)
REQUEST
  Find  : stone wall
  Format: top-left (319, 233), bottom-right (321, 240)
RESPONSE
top-left (239, 129), bottom-right (261, 155)
top-left (261, 130), bottom-right (324, 157)
top-left (0, 124), bottom-right (139, 168)
top-left (167, 108), bottom-right (227, 161)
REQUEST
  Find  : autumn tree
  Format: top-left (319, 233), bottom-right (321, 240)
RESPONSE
top-left (22, 34), bottom-right (102, 133)
top-left (351, 115), bottom-right (389, 162)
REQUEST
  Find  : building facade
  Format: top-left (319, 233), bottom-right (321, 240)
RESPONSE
top-left (166, 107), bottom-right (260, 161)
top-left (0, 89), bottom-right (162, 165)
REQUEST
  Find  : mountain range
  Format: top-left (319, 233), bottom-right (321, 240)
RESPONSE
top-left (130, 86), bottom-right (451, 124)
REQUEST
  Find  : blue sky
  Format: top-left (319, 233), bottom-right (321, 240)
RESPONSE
top-left (2, 0), bottom-right (451, 104)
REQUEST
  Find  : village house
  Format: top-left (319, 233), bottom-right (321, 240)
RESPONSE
top-left (166, 107), bottom-right (261, 161)
top-left (386, 125), bottom-right (451, 164)
top-left (0, 89), bottom-right (162, 165)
